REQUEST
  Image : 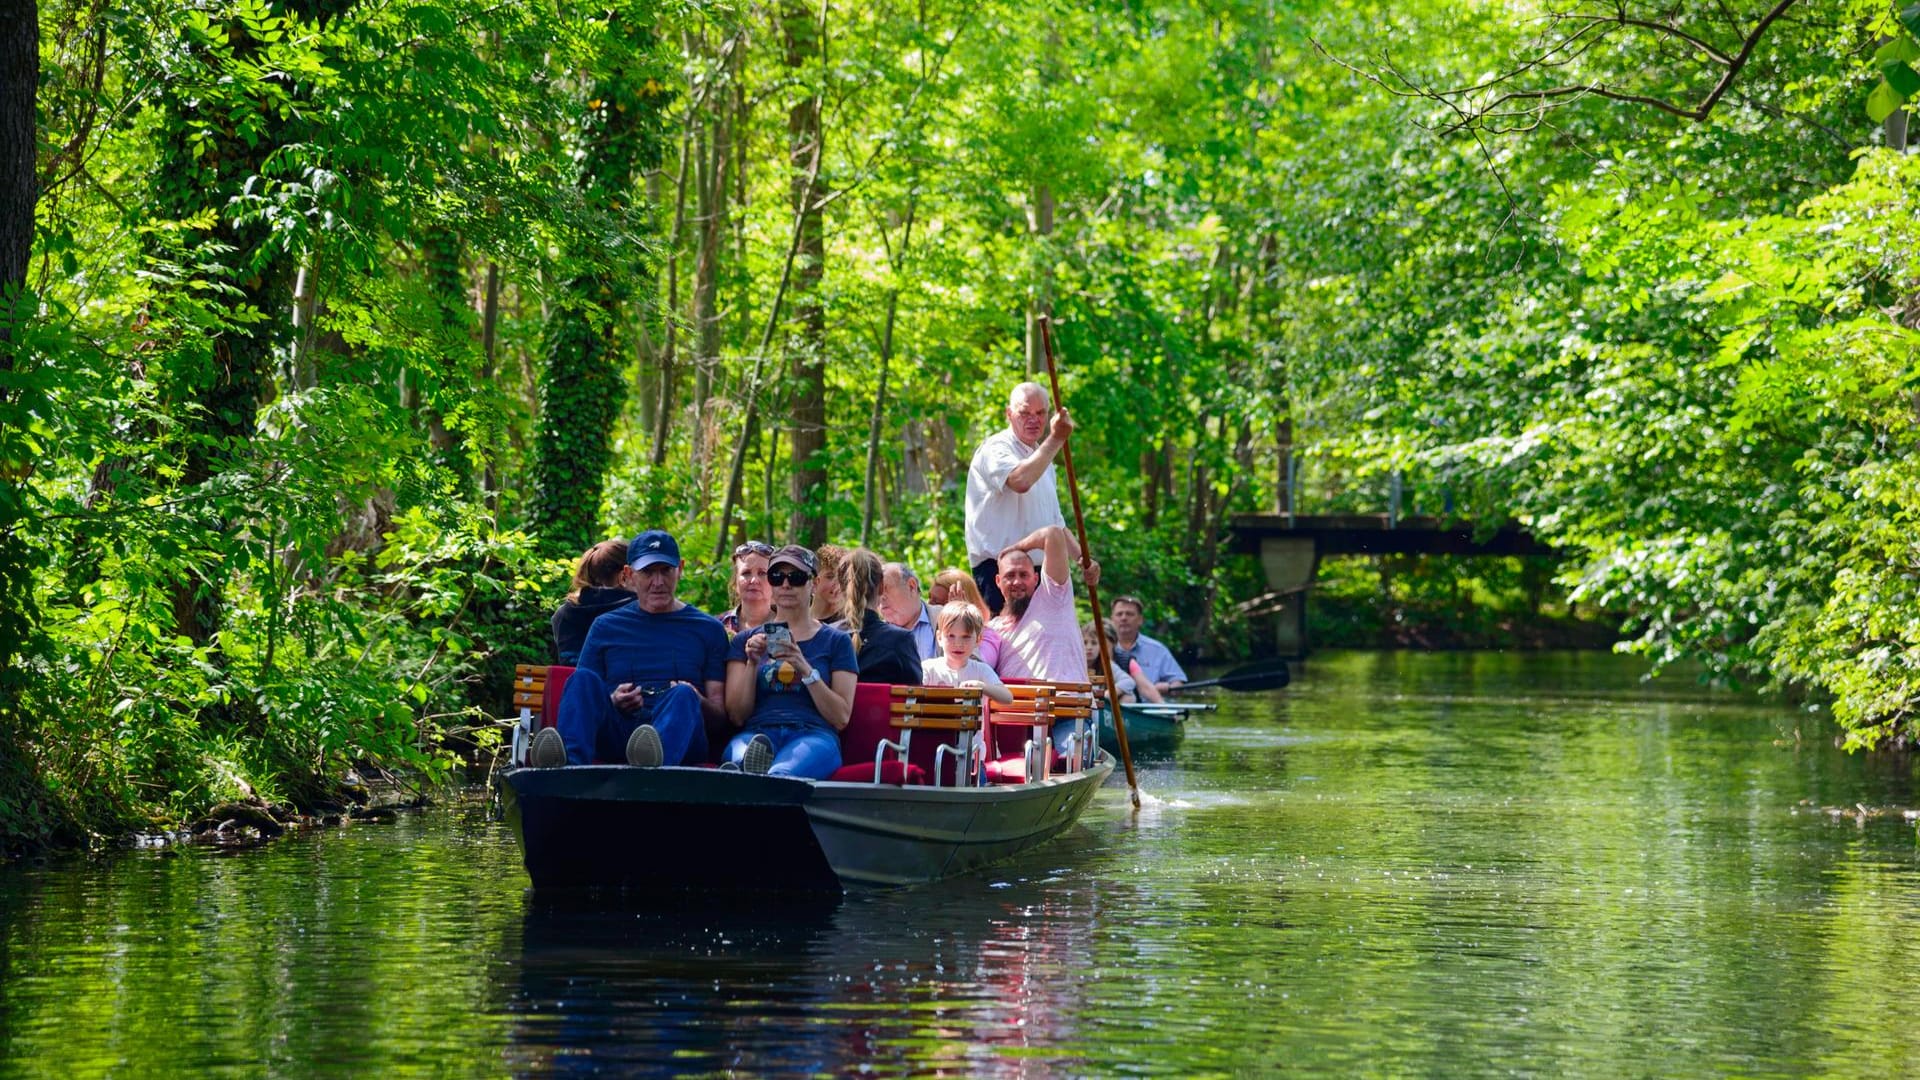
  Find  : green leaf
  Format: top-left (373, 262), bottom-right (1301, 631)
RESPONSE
top-left (1903, 3), bottom-right (1920, 40)
top-left (1875, 36), bottom-right (1920, 65)
top-left (1867, 79), bottom-right (1903, 123)
top-left (1884, 61), bottom-right (1920, 100)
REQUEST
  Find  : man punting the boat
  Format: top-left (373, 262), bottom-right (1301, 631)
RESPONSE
top-left (528, 529), bottom-right (730, 770)
top-left (963, 382), bottom-right (1071, 617)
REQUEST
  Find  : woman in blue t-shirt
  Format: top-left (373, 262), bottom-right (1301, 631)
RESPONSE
top-left (723, 544), bottom-right (859, 778)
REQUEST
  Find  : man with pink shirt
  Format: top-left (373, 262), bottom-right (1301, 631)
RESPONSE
top-left (990, 524), bottom-right (1099, 684)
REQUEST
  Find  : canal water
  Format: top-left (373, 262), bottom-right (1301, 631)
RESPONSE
top-left (4, 652), bottom-right (1919, 1077)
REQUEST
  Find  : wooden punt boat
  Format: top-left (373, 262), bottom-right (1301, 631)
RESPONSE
top-left (497, 670), bottom-right (1114, 893)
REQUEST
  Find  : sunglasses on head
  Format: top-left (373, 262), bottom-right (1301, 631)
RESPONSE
top-left (734, 540), bottom-right (774, 558)
top-left (767, 568), bottom-right (812, 587)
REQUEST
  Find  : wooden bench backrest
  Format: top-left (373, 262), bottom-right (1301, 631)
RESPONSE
top-left (889, 685), bottom-right (987, 731)
top-left (988, 677), bottom-right (1109, 755)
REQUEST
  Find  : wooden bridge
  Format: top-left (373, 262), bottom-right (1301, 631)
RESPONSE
top-left (1227, 513), bottom-right (1555, 657)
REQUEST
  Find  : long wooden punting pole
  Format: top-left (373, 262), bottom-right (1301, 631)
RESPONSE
top-left (1037, 315), bottom-right (1140, 808)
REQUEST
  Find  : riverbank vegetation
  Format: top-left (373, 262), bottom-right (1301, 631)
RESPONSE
top-left (4, 0), bottom-right (1915, 850)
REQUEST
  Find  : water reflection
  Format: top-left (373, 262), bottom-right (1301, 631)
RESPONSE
top-left (5, 653), bottom-right (1920, 1077)
top-left (498, 849), bottom-right (1107, 1076)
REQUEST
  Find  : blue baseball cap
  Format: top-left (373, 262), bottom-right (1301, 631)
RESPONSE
top-left (627, 529), bottom-right (681, 570)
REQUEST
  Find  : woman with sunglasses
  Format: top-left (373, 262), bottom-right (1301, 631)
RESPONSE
top-left (719, 540), bottom-right (775, 637)
top-left (722, 545), bottom-right (859, 776)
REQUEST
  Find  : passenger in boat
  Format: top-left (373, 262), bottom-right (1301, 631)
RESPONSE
top-left (963, 382), bottom-right (1070, 616)
top-left (990, 524), bottom-right (1098, 684)
top-left (529, 529), bottom-right (730, 769)
top-left (929, 567), bottom-right (1002, 669)
top-left (835, 547), bottom-right (923, 685)
top-left (1081, 621), bottom-right (1163, 703)
top-left (880, 562), bottom-right (939, 660)
top-left (723, 545), bottom-right (859, 777)
top-left (813, 544), bottom-right (847, 625)
top-left (922, 602), bottom-right (1013, 704)
top-left (1108, 595), bottom-right (1188, 694)
top-left (551, 538), bottom-right (632, 665)
top-left (719, 540), bottom-right (774, 636)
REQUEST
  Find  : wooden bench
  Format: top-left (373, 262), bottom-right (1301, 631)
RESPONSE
top-left (985, 677), bottom-right (1107, 783)
top-left (509, 663), bottom-right (578, 765)
top-left (877, 685), bottom-right (989, 787)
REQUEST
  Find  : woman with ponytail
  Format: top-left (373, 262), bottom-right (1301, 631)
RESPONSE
top-left (837, 547), bottom-right (922, 685)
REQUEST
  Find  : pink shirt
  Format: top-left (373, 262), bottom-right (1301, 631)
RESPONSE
top-left (978, 625), bottom-right (1003, 669)
top-left (990, 573), bottom-right (1088, 684)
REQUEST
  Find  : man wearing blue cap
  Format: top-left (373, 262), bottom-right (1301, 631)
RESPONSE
top-left (530, 529), bottom-right (730, 768)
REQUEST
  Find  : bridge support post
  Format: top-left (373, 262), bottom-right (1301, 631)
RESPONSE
top-left (1259, 536), bottom-right (1319, 658)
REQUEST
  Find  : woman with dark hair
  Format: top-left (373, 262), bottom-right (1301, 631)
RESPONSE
top-left (551, 539), bottom-right (632, 664)
top-left (837, 547), bottom-right (923, 685)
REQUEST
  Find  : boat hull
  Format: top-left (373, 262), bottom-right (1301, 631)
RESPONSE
top-left (501, 754), bottom-right (1115, 893)
top-left (1099, 702), bottom-right (1191, 746)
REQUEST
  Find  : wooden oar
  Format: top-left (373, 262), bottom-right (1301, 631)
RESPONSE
top-left (1037, 315), bottom-right (1140, 809)
top-left (1174, 659), bottom-right (1292, 694)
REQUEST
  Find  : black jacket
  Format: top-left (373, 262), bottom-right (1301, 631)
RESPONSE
top-left (551, 588), bottom-right (636, 664)
top-left (851, 609), bottom-right (923, 686)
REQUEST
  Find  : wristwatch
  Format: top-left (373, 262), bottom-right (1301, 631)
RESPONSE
top-left (800, 669), bottom-right (821, 686)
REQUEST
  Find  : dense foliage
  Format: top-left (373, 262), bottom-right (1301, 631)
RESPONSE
top-left (3, 0), bottom-right (1915, 848)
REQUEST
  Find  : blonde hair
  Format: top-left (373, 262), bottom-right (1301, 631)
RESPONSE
top-left (839, 547), bottom-right (885, 627)
top-left (932, 567), bottom-right (990, 617)
top-left (568, 539), bottom-right (629, 602)
top-left (936, 601), bottom-right (983, 640)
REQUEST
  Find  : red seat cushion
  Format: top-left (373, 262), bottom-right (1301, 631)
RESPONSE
top-left (828, 760), bottom-right (928, 786)
top-left (837, 683), bottom-right (958, 784)
top-left (539, 665), bottom-right (576, 729)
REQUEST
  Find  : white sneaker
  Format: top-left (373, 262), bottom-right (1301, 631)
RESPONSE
top-left (528, 727), bottom-right (567, 768)
top-left (741, 734), bottom-right (774, 775)
top-left (626, 724), bottom-right (664, 768)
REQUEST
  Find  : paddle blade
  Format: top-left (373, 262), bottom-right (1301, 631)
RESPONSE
top-left (1181, 660), bottom-right (1291, 693)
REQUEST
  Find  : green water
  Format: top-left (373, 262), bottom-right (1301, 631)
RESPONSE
top-left (5, 651), bottom-right (1919, 1077)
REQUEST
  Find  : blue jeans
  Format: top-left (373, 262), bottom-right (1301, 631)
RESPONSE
top-left (726, 726), bottom-right (842, 780)
top-left (554, 670), bottom-right (706, 766)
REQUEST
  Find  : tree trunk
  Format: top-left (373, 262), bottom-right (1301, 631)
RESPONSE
top-left (862, 200), bottom-right (916, 543)
top-left (530, 15), bottom-right (667, 556)
top-left (1024, 179), bottom-right (1054, 375)
top-left (419, 225), bottom-right (472, 481)
top-left (480, 261), bottom-right (501, 510)
top-left (691, 76), bottom-right (729, 475)
top-left (0, 0), bottom-right (38, 673)
top-left (149, 0), bottom-right (355, 646)
top-left (783, 0), bottom-right (828, 547)
top-left (651, 92), bottom-right (695, 468)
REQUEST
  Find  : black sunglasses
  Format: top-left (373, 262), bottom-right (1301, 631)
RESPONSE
top-left (767, 569), bottom-right (812, 587)
top-left (734, 540), bottom-right (774, 558)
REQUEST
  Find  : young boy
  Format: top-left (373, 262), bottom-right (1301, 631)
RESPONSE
top-left (921, 602), bottom-right (1014, 704)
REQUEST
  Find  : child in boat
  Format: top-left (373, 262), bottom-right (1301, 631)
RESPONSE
top-left (921, 602), bottom-right (1013, 704)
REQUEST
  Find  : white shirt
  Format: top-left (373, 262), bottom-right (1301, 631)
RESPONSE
top-left (920, 656), bottom-right (1013, 703)
top-left (964, 428), bottom-right (1067, 566)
